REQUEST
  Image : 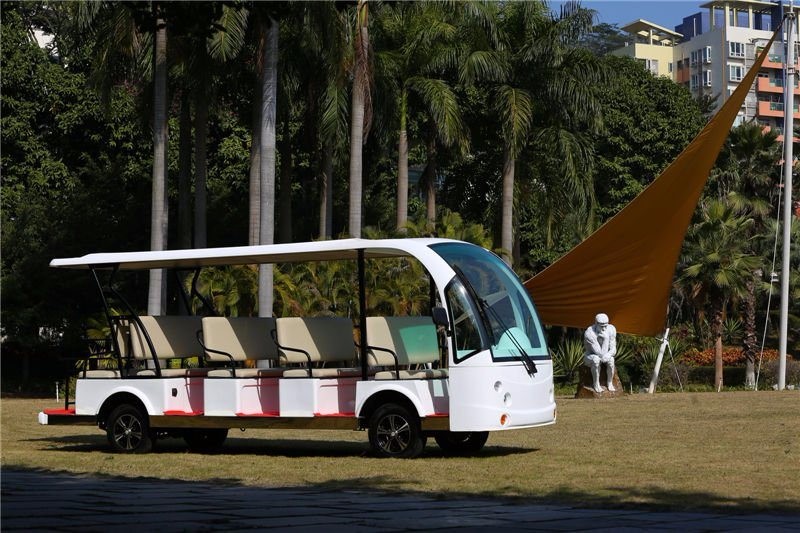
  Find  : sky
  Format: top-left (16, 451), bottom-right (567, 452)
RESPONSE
top-left (550, 1), bottom-right (709, 31)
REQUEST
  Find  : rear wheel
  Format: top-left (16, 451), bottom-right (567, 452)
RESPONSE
top-left (368, 403), bottom-right (425, 458)
top-left (184, 429), bottom-right (228, 452)
top-left (434, 431), bottom-right (489, 455)
top-left (106, 404), bottom-right (153, 453)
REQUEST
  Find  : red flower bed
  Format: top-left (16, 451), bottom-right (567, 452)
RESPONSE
top-left (681, 347), bottom-right (780, 366)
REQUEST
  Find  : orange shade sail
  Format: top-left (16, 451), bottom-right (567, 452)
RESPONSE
top-left (524, 28), bottom-right (781, 336)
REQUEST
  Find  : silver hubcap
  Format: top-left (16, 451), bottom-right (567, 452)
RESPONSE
top-left (114, 414), bottom-right (142, 450)
top-left (376, 414), bottom-right (410, 453)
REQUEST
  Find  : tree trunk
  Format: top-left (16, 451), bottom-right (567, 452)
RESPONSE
top-left (396, 91), bottom-right (408, 233)
top-left (248, 92), bottom-right (262, 246)
top-left (278, 138), bottom-right (293, 243)
top-left (318, 139), bottom-right (333, 239)
top-left (501, 147), bottom-right (515, 266)
top-left (424, 126), bottom-right (437, 225)
top-left (177, 91), bottom-right (192, 251)
top-left (193, 78), bottom-right (208, 249)
top-left (148, 14), bottom-right (168, 316)
top-left (742, 274), bottom-right (758, 388)
top-left (348, 0), bottom-right (369, 239)
top-left (177, 91), bottom-right (192, 316)
top-left (712, 303), bottom-right (724, 390)
top-left (258, 17), bottom-right (278, 318)
top-left (348, 74), bottom-right (365, 238)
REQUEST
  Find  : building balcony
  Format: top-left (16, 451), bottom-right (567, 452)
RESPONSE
top-left (757, 100), bottom-right (800, 118)
top-left (760, 53), bottom-right (800, 70)
top-left (762, 54), bottom-right (784, 69)
top-left (756, 77), bottom-right (800, 94)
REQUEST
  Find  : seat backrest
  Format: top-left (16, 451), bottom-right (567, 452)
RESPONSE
top-left (275, 317), bottom-right (355, 364)
top-left (201, 316), bottom-right (278, 363)
top-left (366, 316), bottom-right (439, 367)
top-left (129, 316), bottom-right (203, 360)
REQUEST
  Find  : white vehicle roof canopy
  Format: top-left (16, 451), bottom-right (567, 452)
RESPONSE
top-left (50, 238), bottom-right (458, 270)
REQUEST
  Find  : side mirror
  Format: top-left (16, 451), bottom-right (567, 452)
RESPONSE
top-left (431, 306), bottom-right (450, 329)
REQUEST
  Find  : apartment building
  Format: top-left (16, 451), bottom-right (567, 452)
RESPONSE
top-left (611, 0), bottom-right (800, 139)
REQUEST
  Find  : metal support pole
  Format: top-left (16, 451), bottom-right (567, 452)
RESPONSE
top-left (778, 9), bottom-right (795, 390)
top-left (358, 250), bottom-right (368, 381)
top-left (648, 328), bottom-right (670, 394)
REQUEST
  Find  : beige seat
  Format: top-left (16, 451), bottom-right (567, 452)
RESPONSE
top-left (82, 370), bottom-right (122, 378)
top-left (366, 316), bottom-right (447, 380)
top-left (275, 317), bottom-right (361, 378)
top-left (200, 317), bottom-right (284, 378)
top-left (129, 316), bottom-right (207, 377)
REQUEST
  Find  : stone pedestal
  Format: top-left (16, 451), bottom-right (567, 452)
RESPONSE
top-left (575, 365), bottom-right (624, 399)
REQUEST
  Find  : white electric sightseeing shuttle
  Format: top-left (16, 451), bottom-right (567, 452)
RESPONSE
top-left (39, 238), bottom-right (555, 458)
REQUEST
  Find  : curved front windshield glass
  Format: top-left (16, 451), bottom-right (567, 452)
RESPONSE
top-left (431, 242), bottom-right (549, 361)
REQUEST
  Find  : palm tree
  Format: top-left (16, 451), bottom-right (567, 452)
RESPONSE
top-left (207, 3), bottom-right (249, 244)
top-left (680, 200), bottom-right (762, 390)
top-left (147, 6), bottom-right (169, 316)
top-left (201, 3), bottom-right (282, 314)
top-left (75, 2), bottom-right (170, 314)
top-left (494, 1), bottom-right (603, 265)
top-left (348, 0), bottom-right (371, 238)
top-left (317, 5), bottom-right (350, 240)
top-left (375, 2), bottom-right (474, 230)
top-left (712, 120), bottom-right (781, 387)
top-left (257, 14), bottom-right (279, 316)
top-left (286, 3), bottom-right (349, 240)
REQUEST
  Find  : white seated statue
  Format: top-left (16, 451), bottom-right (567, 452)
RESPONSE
top-left (583, 313), bottom-right (617, 393)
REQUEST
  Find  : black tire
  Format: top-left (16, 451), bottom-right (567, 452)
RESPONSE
top-left (368, 403), bottom-right (425, 458)
top-left (434, 431), bottom-right (489, 455)
top-left (106, 404), bottom-right (153, 453)
top-left (184, 428), bottom-right (228, 452)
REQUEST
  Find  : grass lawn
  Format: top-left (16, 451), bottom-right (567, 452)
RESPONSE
top-left (2, 392), bottom-right (798, 512)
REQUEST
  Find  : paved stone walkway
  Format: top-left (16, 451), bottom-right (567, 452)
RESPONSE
top-left (2, 469), bottom-right (798, 531)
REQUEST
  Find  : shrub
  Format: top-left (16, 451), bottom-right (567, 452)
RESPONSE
top-left (681, 347), bottom-right (780, 367)
top-left (551, 337), bottom-right (584, 383)
top-left (653, 362), bottom-right (691, 390)
top-left (686, 366), bottom-right (747, 386)
top-left (758, 358), bottom-right (800, 388)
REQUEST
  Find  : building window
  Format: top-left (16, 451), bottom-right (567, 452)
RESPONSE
top-left (668, 62), bottom-right (673, 73)
top-left (690, 50), bottom-right (699, 66)
top-left (729, 65), bottom-right (744, 81)
top-left (729, 41), bottom-right (746, 57)
top-left (703, 46), bottom-right (712, 63)
top-left (703, 70), bottom-right (712, 86)
top-left (690, 74), bottom-right (699, 89)
top-left (643, 58), bottom-right (659, 74)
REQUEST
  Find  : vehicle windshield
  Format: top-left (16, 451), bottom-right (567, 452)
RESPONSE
top-left (430, 242), bottom-right (549, 361)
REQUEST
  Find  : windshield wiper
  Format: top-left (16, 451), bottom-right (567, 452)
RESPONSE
top-left (452, 266), bottom-right (537, 377)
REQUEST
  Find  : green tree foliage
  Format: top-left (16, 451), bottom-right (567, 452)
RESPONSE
top-left (579, 22), bottom-right (628, 56)
top-left (710, 121), bottom-right (782, 386)
top-left (678, 200), bottom-right (762, 389)
top-left (2, 7), bottom-right (151, 353)
top-left (592, 55), bottom-right (705, 221)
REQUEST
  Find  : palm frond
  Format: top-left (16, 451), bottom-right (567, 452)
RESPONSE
top-left (208, 4), bottom-right (248, 62)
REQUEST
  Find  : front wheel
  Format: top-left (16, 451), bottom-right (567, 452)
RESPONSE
top-left (368, 403), bottom-right (425, 458)
top-left (106, 404), bottom-right (153, 453)
top-left (434, 431), bottom-right (489, 455)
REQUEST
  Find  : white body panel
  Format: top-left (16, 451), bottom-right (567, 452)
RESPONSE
top-left (355, 379), bottom-right (449, 418)
top-left (203, 378), bottom-right (280, 416)
top-left (75, 377), bottom-right (204, 416)
top-left (448, 349), bottom-right (555, 431)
